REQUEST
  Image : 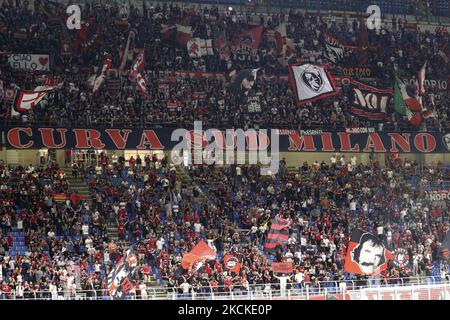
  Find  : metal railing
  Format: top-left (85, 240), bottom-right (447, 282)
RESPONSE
top-left (1, 276), bottom-right (448, 300)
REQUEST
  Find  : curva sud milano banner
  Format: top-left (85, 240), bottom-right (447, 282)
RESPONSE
top-left (1, 127), bottom-right (450, 153)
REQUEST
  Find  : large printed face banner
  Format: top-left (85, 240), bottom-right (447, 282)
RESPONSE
top-left (1, 127), bottom-right (450, 153)
top-left (344, 229), bottom-right (392, 276)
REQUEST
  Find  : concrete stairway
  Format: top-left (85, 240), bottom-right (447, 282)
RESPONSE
top-left (65, 174), bottom-right (91, 203)
top-left (175, 165), bottom-right (216, 210)
top-left (7, 228), bottom-right (27, 258)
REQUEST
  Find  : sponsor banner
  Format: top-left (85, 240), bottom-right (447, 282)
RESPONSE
top-left (402, 77), bottom-right (448, 92)
top-left (424, 189), bottom-right (450, 202)
top-left (345, 128), bottom-right (376, 134)
top-left (2, 127), bottom-right (450, 153)
top-left (342, 66), bottom-right (373, 78)
top-left (8, 54), bottom-right (50, 71)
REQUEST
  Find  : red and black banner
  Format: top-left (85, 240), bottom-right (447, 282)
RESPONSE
top-left (2, 127), bottom-right (450, 153)
top-left (344, 229), bottom-right (393, 276)
top-left (350, 80), bottom-right (393, 121)
top-left (264, 216), bottom-right (290, 251)
top-left (129, 50), bottom-right (149, 98)
top-left (223, 254), bottom-right (241, 274)
top-left (106, 248), bottom-right (138, 299)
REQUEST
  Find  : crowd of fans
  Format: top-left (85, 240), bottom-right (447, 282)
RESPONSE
top-left (0, 0), bottom-right (449, 300)
top-left (0, 151), bottom-right (449, 298)
top-left (0, 1), bottom-right (448, 130)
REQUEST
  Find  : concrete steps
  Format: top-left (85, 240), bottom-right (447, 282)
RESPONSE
top-left (65, 174), bottom-right (91, 201)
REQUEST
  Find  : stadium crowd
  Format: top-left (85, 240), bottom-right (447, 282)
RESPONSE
top-left (0, 0), bottom-right (448, 131)
top-left (0, 151), bottom-right (449, 298)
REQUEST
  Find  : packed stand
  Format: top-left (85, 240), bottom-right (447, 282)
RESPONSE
top-left (0, 1), bottom-right (448, 130)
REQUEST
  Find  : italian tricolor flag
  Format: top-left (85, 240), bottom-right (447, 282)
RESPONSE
top-left (394, 77), bottom-right (423, 126)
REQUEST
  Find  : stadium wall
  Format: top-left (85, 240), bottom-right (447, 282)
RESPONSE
top-left (1, 149), bottom-right (448, 168)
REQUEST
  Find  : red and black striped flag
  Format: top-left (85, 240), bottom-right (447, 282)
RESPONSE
top-left (264, 216), bottom-right (290, 251)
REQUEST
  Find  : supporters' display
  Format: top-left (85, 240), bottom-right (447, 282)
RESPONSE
top-left (288, 63), bottom-right (338, 104)
top-left (0, 0), bottom-right (448, 302)
top-left (3, 127), bottom-right (450, 153)
top-left (264, 217), bottom-right (291, 251)
top-left (344, 230), bottom-right (392, 275)
top-left (107, 248), bottom-right (139, 299)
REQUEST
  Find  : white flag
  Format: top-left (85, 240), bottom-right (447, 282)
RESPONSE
top-left (187, 38), bottom-right (214, 58)
top-left (289, 63), bottom-right (338, 104)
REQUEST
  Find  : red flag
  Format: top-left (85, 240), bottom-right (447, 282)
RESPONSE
top-left (223, 254), bottom-right (241, 274)
top-left (272, 262), bottom-right (293, 273)
top-left (129, 50), bottom-right (149, 98)
top-left (181, 240), bottom-right (216, 270)
top-left (232, 26), bottom-right (263, 54)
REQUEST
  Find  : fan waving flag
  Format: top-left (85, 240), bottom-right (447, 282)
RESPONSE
top-left (11, 79), bottom-right (61, 117)
top-left (417, 62), bottom-right (427, 97)
top-left (181, 240), bottom-right (216, 270)
top-left (322, 34), bottom-right (355, 65)
top-left (129, 50), bottom-right (149, 98)
top-left (223, 254), bottom-right (241, 274)
top-left (394, 77), bottom-right (424, 126)
top-left (230, 68), bottom-right (259, 99)
top-left (264, 216), bottom-right (291, 251)
top-left (106, 248), bottom-right (139, 299)
top-left (344, 229), bottom-right (393, 276)
top-left (288, 63), bottom-right (338, 104)
top-left (90, 52), bottom-right (113, 94)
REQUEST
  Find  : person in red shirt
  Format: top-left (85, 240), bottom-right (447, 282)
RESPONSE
top-left (6, 233), bottom-right (13, 247)
top-left (118, 223), bottom-right (126, 240)
top-left (129, 156), bottom-right (136, 169)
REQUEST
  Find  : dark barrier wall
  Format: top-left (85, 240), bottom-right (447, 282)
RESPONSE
top-left (2, 127), bottom-right (450, 153)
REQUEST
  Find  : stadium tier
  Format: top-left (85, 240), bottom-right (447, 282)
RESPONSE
top-left (0, 0), bottom-right (449, 301)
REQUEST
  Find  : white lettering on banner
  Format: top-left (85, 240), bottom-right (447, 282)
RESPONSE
top-left (403, 78), bottom-right (448, 91)
top-left (352, 88), bottom-right (390, 113)
top-left (8, 54), bottom-right (50, 71)
top-left (425, 190), bottom-right (450, 202)
top-left (345, 128), bottom-right (375, 134)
